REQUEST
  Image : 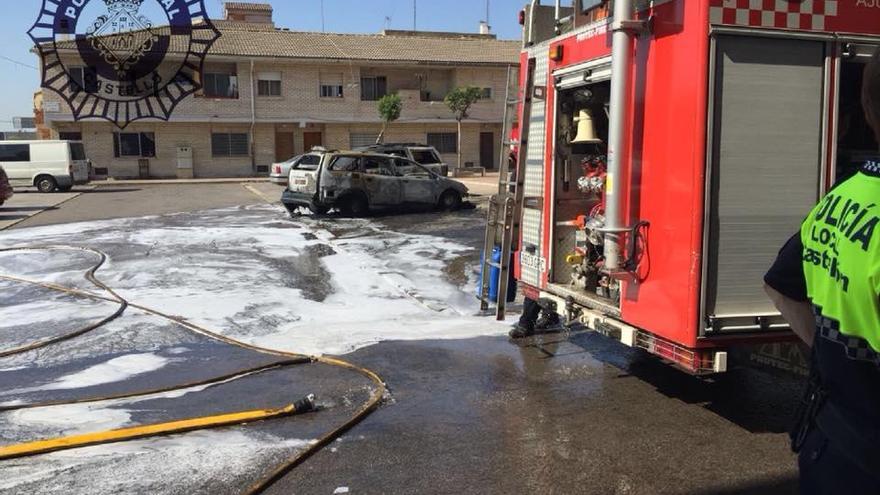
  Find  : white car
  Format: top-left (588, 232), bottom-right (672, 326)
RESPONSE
top-left (355, 144), bottom-right (449, 176)
top-left (269, 153), bottom-right (322, 185)
top-left (1, 140), bottom-right (91, 193)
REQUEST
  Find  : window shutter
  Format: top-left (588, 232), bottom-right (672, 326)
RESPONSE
top-left (140, 133), bottom-right (156, 157)
top-left (350, 133), bottom-right (380, 149)
top-left (230, 133), bottom-right (249, 156)
top-left (212, 133), bottom-right (229, 156)
top-left (113, 133), bottom-right (120, 158)
top-left (85, 67), bottom-right (99, 93)
top-left (258, 72), bottom-right (282, 81)
top-left (360, 77), bottom-right (369, 100)
top-left (377, 77), bottom-right (387, 98)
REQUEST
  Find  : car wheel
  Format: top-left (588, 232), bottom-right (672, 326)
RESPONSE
top-left (36, 176), bottom-right (57, 193)
top-left (283, 203), bottom-right (299, 216)
top-left (339, 195), bottom-right (369, 217)
top-left (439, 190), bottom-right (462, 210)
top-left (308, 203), bottom-right (330, 215)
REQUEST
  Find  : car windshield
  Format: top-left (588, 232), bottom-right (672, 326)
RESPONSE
top-left (329, 156), bottom-right (360, 171)
top-left (411, 149), bottom-right (440, 165)
top-left (295, 154), bottom-right (321, 171)
top-left (283, 154), bottom-right (303, 165)
top-left (396, 159), bottom-right (434, 178)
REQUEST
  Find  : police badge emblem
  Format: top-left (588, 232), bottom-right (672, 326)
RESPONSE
top-left (28, 0), bottom-right (220, 128)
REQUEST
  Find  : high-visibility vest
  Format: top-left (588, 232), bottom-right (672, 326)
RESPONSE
top-left (801, 162), bottom-right (880, 354)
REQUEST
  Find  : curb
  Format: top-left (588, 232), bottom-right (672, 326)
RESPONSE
top-left (93, 178), bottom-right (271, 186)
top-left (0, 192), bottom-right (85, 232)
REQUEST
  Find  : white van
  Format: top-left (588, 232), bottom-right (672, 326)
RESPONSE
top-left (0, 141), bottom-right (91, 193)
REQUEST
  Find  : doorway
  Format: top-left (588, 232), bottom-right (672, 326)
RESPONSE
top-left (304, 132), bottom-right (323, 152)
top-left (275, 131), bottom-right (294, 162)
top-left (837, 49), bottom-right (879, 182)
top-left (480, 132), bottom-right (494, 169)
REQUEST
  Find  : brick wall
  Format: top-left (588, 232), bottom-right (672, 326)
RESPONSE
top-left (42, 58), bottom-right (516, 125)
top-left (60, 120), bottom-right (501, 178)
top-left (41, 56), bottom-right (514, 178)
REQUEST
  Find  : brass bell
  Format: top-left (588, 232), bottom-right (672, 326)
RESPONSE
top-left (571, 109), bottom-right (602, 144)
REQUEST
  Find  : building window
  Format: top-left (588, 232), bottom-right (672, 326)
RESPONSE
top-left (59, 132), bottom-right (83, 141)
top-left (68, 66), bottom-right (98, 93)
top-left (349, 133), bottom-right (380, 149)
top-left (427, 133), bottom-right (457, 153)
top-left (257, 72), bottom-right (282, 96)
top-left (0, 144), bottom-right (31, 162)
top-left (480, 87), bottom-right (493, 100)
top-left (203, 72), bottom-right (239, 99)
top-left (113, 132), bottom-right (155, 158)
top-left (360, 76), bottom-right (387, 101)
top-left (212, 133), bottom-right (249, 157)
top-left (321, 84), bottom-right (344, 98)
top-left (320, 73), bottom-right (344, 98)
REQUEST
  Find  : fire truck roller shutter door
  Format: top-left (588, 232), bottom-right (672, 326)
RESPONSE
top-left (705, 36), bottom-right (825, 329)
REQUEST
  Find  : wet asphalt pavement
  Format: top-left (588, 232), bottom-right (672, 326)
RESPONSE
top-left (0, 183), bottom-right (803, 494)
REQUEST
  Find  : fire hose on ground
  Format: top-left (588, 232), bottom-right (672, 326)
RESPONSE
top-left (0, 246), bottom-right (387, 494)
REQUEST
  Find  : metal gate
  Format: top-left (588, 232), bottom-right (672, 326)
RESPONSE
top-left (704, 35), bottom-right (826, 331)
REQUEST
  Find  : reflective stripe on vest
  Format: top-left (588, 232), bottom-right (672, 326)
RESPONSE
top-left (801, 163), bottom-right (880, 353)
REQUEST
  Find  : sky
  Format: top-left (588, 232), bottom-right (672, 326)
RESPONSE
top-left (0, 0), bottom-right (532, 131)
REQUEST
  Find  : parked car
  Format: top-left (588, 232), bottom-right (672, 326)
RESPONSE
top-left (0, 166), bottom-right (13, 206)
top-left (282, 150), bottom-right (468, 216)
top-left (0, 140), bottom-right (91, 193)
top-left (356, 143), bottom-right (449, 176)
top-left (269, 153), bottom-right (323, 185)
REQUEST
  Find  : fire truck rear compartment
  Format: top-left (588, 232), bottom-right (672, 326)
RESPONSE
top-left (549, 80), bottom-right (617, 310)
top-left (702, 36), bottom-right (827, 335)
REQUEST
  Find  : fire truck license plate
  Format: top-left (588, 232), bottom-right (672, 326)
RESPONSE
top-left (520, 252), bottom-right (546, 271)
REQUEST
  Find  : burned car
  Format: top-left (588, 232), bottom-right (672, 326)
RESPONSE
top-left (282, 150), bottom-right (468, 216)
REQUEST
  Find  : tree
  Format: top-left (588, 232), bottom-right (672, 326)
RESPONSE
top-left (376, 93), bottom-right (403, 144)
top-left (444, 86), bottom-right (483, 173)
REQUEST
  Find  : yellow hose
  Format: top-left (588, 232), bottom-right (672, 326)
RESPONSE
top-left (0, 401), bottom-right (308, 461)
top-left (0, 246), bottom-right (387, 494)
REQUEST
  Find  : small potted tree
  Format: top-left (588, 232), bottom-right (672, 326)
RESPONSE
top-left (444, 86), bottom-right (483, 175)
top-left (376, 93), bottom-right (403, 144)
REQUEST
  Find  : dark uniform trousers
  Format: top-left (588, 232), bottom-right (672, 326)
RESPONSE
top-left (798, 426), bottom-right (880, 494)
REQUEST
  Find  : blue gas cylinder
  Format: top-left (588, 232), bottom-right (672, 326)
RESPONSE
top-left (478, 246), bottom-right (517, 303)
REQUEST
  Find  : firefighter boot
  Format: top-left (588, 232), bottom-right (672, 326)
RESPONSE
top-left (535, 298), bottom-right (561, 331)
top-left (508, 322), bottom-right (535, 339)
top-left (535, 311), bottom-right (561, 331)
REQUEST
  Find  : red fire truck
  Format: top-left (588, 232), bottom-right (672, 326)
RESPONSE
top-left (501, 0), bottom-right (880, 374)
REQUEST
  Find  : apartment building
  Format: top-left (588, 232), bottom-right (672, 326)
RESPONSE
top-left (35, 2), bottom-right (520, 179)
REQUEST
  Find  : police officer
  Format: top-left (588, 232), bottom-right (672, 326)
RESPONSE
top-left (764, 48), bottom-right (880, 494)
